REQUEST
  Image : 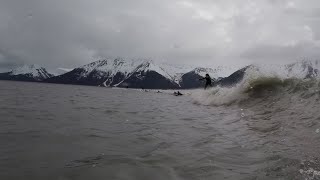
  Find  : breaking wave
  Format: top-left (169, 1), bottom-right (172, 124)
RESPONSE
top-left (192, 67), bottom-right (320, 107)
top-left (192, 62), bottom-right (320, 178)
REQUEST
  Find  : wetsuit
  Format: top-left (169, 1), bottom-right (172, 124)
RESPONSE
top-left (204, 76), bottom-right (212, 89)
top-left (200, 76), bottom-right (212, 89)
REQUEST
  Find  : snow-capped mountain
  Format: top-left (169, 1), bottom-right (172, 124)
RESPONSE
top-left (159, 63), bottom-right (237, 85)
top-left (243, 60), bottom-right (320, 80)
top-left (47, 58), bottom-right (177, 88)
top-left (0, 64), bottom-right (54, 82)
top-left (47, 58), bottom-right (232, 89)
top-left (51, 68), bottom-right (74, 76)
top-left (177, 68), bottom-right (214, 89)
top-left (217, 60), bottom-right (320, 87)
top-left (285, 60), bottom-right (320, 78)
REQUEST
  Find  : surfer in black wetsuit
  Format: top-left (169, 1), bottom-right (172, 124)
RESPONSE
top-left (199, 74), bottom-right (212, 89)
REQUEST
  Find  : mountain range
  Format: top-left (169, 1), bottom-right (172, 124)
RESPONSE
top-left (0, 59), bottom-right (319, 89)
top-left (216, 60), bottom-right (320, 87)
top-left (0, 64), bottom-right (54, 82)
top-left (46, 58), bottom-right (237, 89)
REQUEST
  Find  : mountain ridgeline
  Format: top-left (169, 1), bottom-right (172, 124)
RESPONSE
top-left (1, 59), bottom-right (320, 89)
top-left (216, 60), bottom-right (320, 87)
top-left (46, 59), bottom-right (231, 89)
top-left (0, 65), bottom-right (54, 82)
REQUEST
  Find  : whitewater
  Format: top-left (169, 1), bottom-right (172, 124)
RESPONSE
top-left (1, 62), bottom-right (320, 179)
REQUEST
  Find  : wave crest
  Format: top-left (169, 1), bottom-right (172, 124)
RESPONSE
top-left (192, 71), bottom-right (320, 106)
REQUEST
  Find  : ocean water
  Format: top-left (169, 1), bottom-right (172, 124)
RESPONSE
top-left (1, 80), bottom-right (320, 180)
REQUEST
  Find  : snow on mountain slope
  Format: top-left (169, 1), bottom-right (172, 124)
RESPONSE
top-left (157, 63), bottom-right (237, 85)
top-left (48, 58), bottom-right (177, 88)
top-left (285, 60), bottom-right (320, 78)
top-left (79, 58), bottom-right (148, 79)
top-left (51, 68), bottom-right (74, 76)
top-left (211, 66), bottom-right (242, 78)
top-left (79, 59), bottom-right (238, 81)
top-left (0, 64), bottom-right (53, 82)
top-left (158, 63), bottom-right (194, 84)
top-left (243, 60), bottom-right (320, 80)
top-left (11, 64), bottom-right (53, 80)
top-left (134, 61), bottom-right (173, 80)
top-left (193, 67), bottom-right (219, 78)
top-left (108, 60), bottom-right (176, 87)
top-left (46, 58), bottom-right (245, 88)
top-left (217, 60), bottom-right (320, 87)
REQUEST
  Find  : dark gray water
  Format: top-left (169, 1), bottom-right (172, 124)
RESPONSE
top-left (1, 80), bottom-right (320, 180)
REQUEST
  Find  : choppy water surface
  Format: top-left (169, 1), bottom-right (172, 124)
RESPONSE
top-left (1, 80), bottom-right (320, 180)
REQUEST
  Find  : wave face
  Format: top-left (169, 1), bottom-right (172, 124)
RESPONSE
top-left (193, 74), bottom-right (320, 107)
top-left (192, 64), bottom-right (320, 178)
top-left (193, 61), bottom-right (320, 106)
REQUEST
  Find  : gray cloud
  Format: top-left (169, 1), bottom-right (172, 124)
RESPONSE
top-left (0, 0), bottom-right (320, 70)
top-left (241, 41), bottom-right (320, 64)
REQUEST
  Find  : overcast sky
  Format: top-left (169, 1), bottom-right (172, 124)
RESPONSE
top-left (1, 0), bottom-right (320, 71)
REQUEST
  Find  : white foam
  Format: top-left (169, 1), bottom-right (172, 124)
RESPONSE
top-left (191, 84), bottom-right (249, 106)
top-left (299, 168), bottom-right (320, 180)
top-left (191, 60), bottom-right (320, 106)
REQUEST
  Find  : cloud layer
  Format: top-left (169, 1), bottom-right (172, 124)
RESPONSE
top-left (1, 0), bottom-right (320, 70)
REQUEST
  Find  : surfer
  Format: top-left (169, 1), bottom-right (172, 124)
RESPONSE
top-left (199, 74), bottom-right (212, 89)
